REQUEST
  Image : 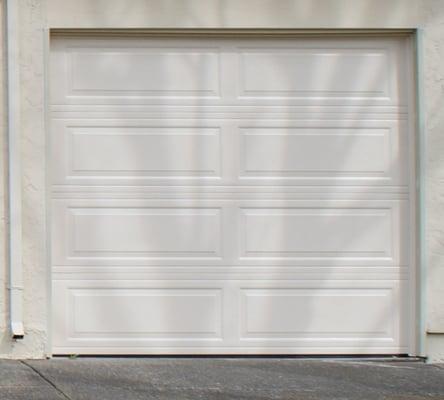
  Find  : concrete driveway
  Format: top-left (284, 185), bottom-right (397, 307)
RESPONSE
top-left (1, 358), bottom-right (444, 400)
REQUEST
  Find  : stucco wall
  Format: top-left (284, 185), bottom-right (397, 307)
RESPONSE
top-left (0, 0), bottom-right (48, 358)
top-left (46, 0), bottom-right (422, 29)
top-left (1, 0), bottom-right (444, 361)
top-left (0, 0), bottom-right (8, 355)
top-left (423, 0), bottom-right (444, 362)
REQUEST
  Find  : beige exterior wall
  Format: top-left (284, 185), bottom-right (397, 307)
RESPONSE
top-left (423, 0), bottom-right (444, 363)
top-left (0, 0), bottom-right (8, 355)
top-left (46, 0), bottom-right (422, 29)
top-left (1, 0), bottom-right (444, 360)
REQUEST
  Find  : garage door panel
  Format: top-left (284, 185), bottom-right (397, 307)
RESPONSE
top-left (240, 287), bottom-right (397, 339)
top-left (68, 127), bottom-right (221, 178)
top-left (52, 280), bottom-right (229, 350)
top-left (52, 279), bottom-right (407, 354)
top-left (240, 121), bottom-right (407, 184)
top-left (51, 120), bottom-right (224, 185)
top-left (51, 119), bottom-right (408, 186)
top-left (241, 128), bottom-right (389, 176)
top-left (51, 37), bottom-right (406, 107)
top-left (241, 208), bottom-right (394, 260)
top-left (68, 288), bottom-right (223, 338)
top-left (52, 199), bottom-right (408, 267)
top-left (71, 208), bottom-right (221, 257)
top-left (243, 200), bottom-right (409, 266)
top-left (52, 203), bottom-right (223, 264)
top-left (68, 50), bottom-right (220, 96)
top-left (239, 49), bottom-right (393, 100)
top-left (51, 40), bottom-right (222, 104)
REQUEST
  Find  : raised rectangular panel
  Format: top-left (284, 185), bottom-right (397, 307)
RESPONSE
top-left (51, 119), bottom-right (407, 186)
top-left (241, 127), bottom-right (390, 178)
top-left (240, 287), bottom-right (396, 339)
top-left (52, 279), bottom-right (405, 352)
top-left (240, 49), bottom-right (391, 99)
top-left (70, 126), bottom-right (220, 177)
top-left (68, 207), bottom-right (221, 258)
top-left (53, 199), bottom-right (407, 267)
top-left (52, 37), bottom-right (407, 107)
top-left (51, 120), bottom-right (224, 185)
top-left (237, 120), bottom-right (409, 186)
top-left (52, 199), bottom-right (233, 266)
top-left (241, 207), bottom-right (395, 260)
top-left (68, 49), bottom-right (220, 97)
top-left (69, 288), bottom-right (222, 338)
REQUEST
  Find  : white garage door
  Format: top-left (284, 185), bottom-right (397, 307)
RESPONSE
top-left (50, 35), bottom-right (416, 355)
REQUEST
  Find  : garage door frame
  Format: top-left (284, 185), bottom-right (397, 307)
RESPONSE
top-left (43, 28), bottom-right (422, 357)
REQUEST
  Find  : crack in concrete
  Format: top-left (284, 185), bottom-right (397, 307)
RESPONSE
top-left (20, 360), bottom-right (72, 400)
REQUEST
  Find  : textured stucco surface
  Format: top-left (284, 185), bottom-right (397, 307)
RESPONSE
top-left (1, 0), bottom-right (444, 360)
top-left (46, 0), bottom-right (421, 29)
top-left (0, 0), bottom-right (8, 355)
top-left (16, 0), bottom-right (48, 357)
top-left (423, 0), bottom-right (444, 362)
top-left (0, 0), bottom-right (49, 359)
top-left (0, 0), bottom-right (48, 358)
top-left (424, 0), bottom-right (444, 330)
